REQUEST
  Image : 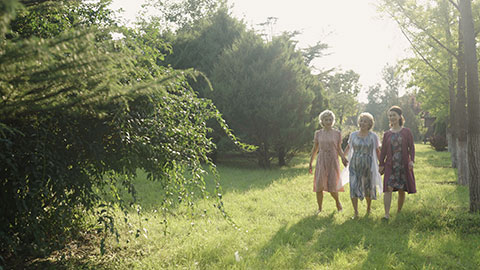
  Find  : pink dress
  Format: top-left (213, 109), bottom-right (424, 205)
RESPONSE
top-left (313, 129), bottom-right (344, 192)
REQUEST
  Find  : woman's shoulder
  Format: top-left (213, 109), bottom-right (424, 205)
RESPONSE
top-left (382, 129), bottom-right (392, 136)
top-left (349, 131), bottom-right (359, 137)
top-left (400, 127), bottom-right (413, 138)
top-left (368, 131), bottom-right (379, 138)
top-left (401, 127), bottom-right (412, 133)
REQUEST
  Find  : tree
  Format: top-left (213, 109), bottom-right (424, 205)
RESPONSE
top-left (378, 0), bottom-right (459, 166)
top-left (9, 0), bottom-right (117, 39)
top-left (459, 0), bottom-right (480, 212)
top-left (211, 32), bottom-right (318, 167)
top-left (322, 69), bottom-right (361, 129)
top-left (0, 0), bottom-right (250, 259)
top-left (138, 0), bottom-right (225, 32)
top-left (452, 9), bottom-right (469, 185)
top-left (163, 8), bottom-right (246, 95)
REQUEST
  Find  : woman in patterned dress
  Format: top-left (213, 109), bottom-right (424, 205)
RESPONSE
top-left (343, 112), bottom-right (382, 218)
top-left (379, 106), bottom-right (416, 220)
top-left (309, 110), bottom-right (348, 214)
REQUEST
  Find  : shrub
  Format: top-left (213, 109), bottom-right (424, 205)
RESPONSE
top-left (429, 135), bottom-right (448, 151)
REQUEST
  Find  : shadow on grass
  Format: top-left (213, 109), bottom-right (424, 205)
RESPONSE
top-left (258, 212), bottom-right (428, 269)
top-left (211, 165), bottom-right (308, 194)
top-left (12, 259), bottom-right (106, 270)
top-left (129, 155), bottom-right (311, 212)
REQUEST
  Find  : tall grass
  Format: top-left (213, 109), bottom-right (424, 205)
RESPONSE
top-left (40, 145), bottom-right (480, 269)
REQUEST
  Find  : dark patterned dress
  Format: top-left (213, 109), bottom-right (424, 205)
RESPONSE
top-left (387, 132), bottom-right (407, 190)
top-left (349, 132), bottom-right (378, 200)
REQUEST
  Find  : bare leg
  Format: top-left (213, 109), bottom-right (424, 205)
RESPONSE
top-left (366, 197), bottom-right (372, 214)
top-left (398, 190), bottom-right (406, 213)
top-left (351, 197), bottom-right (358, 217)
top-left (384, 187), bottom-right (393, 219)
top-left (330, 192), bottom-right (343, 211)
top-left (316, 191), bottom-right (323, 212)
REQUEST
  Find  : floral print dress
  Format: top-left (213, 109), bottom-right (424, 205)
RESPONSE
top-left (348, 132), bottom-right (380, 200)
top-left (387, 132), bottom-right (407, 190)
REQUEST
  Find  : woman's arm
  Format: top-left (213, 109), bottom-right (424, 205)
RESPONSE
top-left (309, 133), bottom-right (319, 174)
top-left (378, 132), bottom-right (387, 174)
top-left (379, 133), bottom-right (387, 167)
top-left (373, 132), bottom-right (381, 160)
top-left (336, 132), bottom-right (348, 166)
top-left (344, 144), bottom-right (350, 157)
top-left (407, 129), bottom-right (415, 170)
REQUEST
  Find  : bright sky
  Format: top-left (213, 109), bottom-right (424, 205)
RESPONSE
top-left (109, 0), bottom-right (411, 102)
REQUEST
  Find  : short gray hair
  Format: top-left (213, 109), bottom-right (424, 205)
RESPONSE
top-left (357, 112), bottom-right (375, 130)
top-left (319, 110), bottom-right (335, 127)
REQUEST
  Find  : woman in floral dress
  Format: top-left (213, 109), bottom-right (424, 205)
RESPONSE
top-left (343, 112), bottom-right (382, 218)
top-left (309, 110), bottom-right (348, 214)
top-left (379, 106), bottom-right (416, 220)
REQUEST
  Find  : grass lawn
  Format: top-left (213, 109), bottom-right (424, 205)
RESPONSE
top-left (42, 144), bottom-right (480, 269)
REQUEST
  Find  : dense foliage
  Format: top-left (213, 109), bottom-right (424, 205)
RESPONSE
top-left (161, 9), bottom-right (326, 167)
top-left (0, 0), bottom-right (252, 261)
top-left (321, 69), bottom-right (361, 128)
top-left (211, 32), bottom-right (321, 167)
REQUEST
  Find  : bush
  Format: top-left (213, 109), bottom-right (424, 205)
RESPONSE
top-left (429, 135), bottom-right (448, 151)
top-left (0, 26), bottom-right (252, 262)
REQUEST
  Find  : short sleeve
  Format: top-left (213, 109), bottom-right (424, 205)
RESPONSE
top-left (348, 132), bottom-right (353, 145)
top-left (372, 132), bottom-right (380, 148)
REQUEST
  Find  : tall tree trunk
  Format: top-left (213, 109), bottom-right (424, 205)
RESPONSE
top-left (447, 58), bottom-right (458, 168)
top-left (456, 17), bottom-right (468, 186)
top-left (460, 0), bottom-right (480, 212)
top-left (277, 146), bottom-right (286, 167)
top-left (444, 0), bottom-right (457, 168)
top-left (257, 142), bottom-right (271, 168)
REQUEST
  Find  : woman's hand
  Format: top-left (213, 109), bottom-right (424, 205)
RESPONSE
top-left (379, 166), bottom-right (385, 175)
top-left (408, 161), bottom-right (414, 170)
top-left (309, 164), bottom-right (313, 174)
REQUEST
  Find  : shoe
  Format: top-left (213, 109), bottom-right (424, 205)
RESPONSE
top-left (315, 209), bottom-right (322, 215)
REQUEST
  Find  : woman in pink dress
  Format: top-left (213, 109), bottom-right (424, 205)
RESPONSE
top-left (379, 106), bottom-right (416, 220)
top-left (309, 110), bottom-right (348, 214)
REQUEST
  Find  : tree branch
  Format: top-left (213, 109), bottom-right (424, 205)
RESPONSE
top-left (20, 0), bottom-right (51, 6)
top-left (448, 0), bottom-right (460, 11)
top-left (389, 10), bottom-right (447, 80)
top-left (394, 0), bottom-right (458, 58)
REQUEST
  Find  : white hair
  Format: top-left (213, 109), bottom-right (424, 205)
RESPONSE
top-left (357, 112), bottom-right (375, 130)
top-left (318, 110), bottom-right (335, 127)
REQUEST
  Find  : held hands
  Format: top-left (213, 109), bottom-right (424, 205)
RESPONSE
top-left (379, 166), bottom-right (385, 175)
top-left (341, 156), bottom-right (348, 167)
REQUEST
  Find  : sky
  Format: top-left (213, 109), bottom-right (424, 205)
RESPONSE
top-left (109, 0), bottom-right (412, 102)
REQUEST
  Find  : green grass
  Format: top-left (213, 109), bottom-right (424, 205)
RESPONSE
top-left (44, 144), bottom-right (480, 269)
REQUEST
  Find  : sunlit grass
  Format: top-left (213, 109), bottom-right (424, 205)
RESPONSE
top-left (57, 144), bottom-right (480, 269)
